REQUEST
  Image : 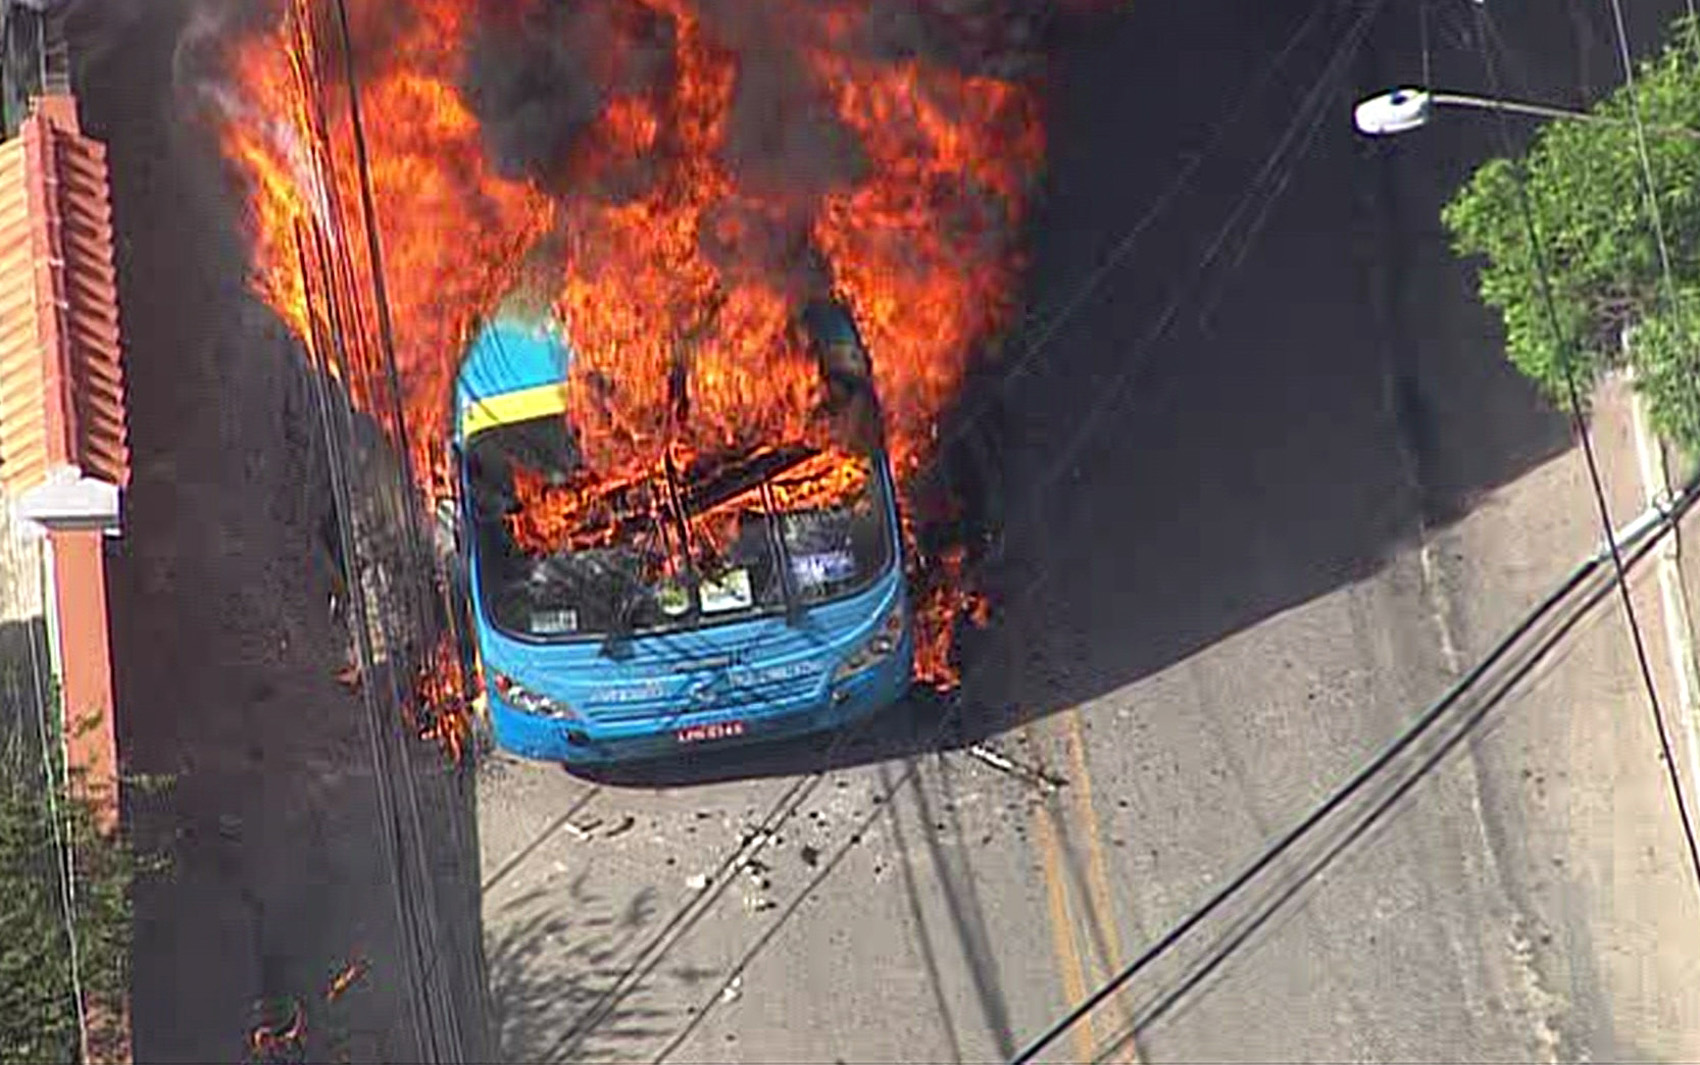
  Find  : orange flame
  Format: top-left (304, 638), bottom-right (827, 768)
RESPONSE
top-left (412, 634), bottom-right (473, 763)
top-left (247, 998), bottom-right (306, 1062)
top-left (218, 0), bottom-right (1047, 691)
top-left (325, 957), bottom-right (369, 1003)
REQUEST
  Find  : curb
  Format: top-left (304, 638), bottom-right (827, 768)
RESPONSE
top-left (1624, 369), bottom-right (1700, 830)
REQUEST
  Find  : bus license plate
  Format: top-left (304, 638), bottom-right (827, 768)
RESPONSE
top-left (676, 720), bottom-right (746, 745)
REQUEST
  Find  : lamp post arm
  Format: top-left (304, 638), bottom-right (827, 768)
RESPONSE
top-left (1429, 91), bottom-right (1700, 141)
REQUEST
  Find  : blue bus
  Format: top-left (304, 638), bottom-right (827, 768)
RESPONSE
top-left (446, 300), bottom-right (913, 766)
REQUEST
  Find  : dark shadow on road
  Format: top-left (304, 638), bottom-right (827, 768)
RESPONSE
top-left (567, 0), bottom-right (1700, 789)
top-left (894, 756), bottom-right (1019, 1060)
top-left (66, 1), bottom-right (489, 1060)
top-left (485, 875), bottom-right (674, 1063)
top-left (937, 0), bottom-right (1579, 744)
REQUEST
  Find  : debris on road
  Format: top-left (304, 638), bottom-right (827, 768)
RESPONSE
top-left (324, 957), bottom-right (368, 1003)
top-left (247, 997), bottom-right (306, 1062)
top-left (557, 814), bottom-right (637, 842)
top-left (966, 742), bottom-right (1067, 794)
top-left (334, 661), bottom-right (361, 692)
top-left (740, 827), bottom-right (778, 850)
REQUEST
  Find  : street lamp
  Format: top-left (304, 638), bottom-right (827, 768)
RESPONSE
top-left (1353, 86), bottom-right (1700, 140)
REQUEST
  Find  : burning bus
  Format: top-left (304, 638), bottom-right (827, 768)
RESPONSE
top-left (215, 0), bottom-right (1056, 754)
top-left (447, 299), bottom-right (912, 764)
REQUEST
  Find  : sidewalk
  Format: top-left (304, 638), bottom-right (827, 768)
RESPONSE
top-left (1428, 372), bottom-right (1700, 1062)
top-left (1585, 374), bottom-right (1700, 1059)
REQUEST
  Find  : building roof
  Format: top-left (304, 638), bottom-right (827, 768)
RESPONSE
top-left (0, 93), bottom-right (128, 511)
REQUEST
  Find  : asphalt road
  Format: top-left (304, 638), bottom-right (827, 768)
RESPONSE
top-left (479, 0), bottom-right (1700, 1062)
top-left (61, 0), bottom-right (1700, 1060)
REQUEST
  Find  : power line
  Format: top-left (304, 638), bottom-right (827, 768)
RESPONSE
top-left (930, 0), bottom-right (1342, 466)
top-left (1084, 481), bottom-right (1699, 1064)
top-left (345, 0), bottom-right (1383, 1056)
top-left (1007, 475), bottom-right (1700, 1064)
top-left (1011, 8), bottom-right (1700, 1055)
top-left (1467, 0), bottom-right (1700, 903)
top-left (611, 2), bottom-right (1390, 1056)
top-left (1603, 0), bottom-right (1685, 319)
top-left (13, 527), bottom-right (91, 1064)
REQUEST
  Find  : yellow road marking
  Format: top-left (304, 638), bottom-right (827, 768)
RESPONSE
top-left (460, 381), bottom-right (569, 438)
top-left (1032, 807), bottom-right (1099, 1064)
top-left (1062, 707), bottom-right (1142, 1064)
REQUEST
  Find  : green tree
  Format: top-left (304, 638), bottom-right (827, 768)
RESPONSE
top-left (0, 702), bottom-right (138, 1064)
top-left (1442, 14), bottom-right (1700, 450)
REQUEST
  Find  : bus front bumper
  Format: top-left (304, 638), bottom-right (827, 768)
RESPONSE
top-left (487, 638), bottom-right (913, 767)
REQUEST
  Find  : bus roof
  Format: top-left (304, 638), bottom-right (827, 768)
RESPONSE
top-left (455, 316), bottom-right (571, 440)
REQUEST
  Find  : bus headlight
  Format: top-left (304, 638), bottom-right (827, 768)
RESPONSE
top-left (833, 605), bottom-right (906, 682)
top-left (490, 670), bottom-right (582, 721)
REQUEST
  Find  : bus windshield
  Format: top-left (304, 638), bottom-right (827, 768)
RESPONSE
top-left (467, 414), bottom-right (894, 640)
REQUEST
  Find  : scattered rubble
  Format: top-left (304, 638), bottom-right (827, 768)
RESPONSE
top-left (966, 742), bottom-right (1066, 794)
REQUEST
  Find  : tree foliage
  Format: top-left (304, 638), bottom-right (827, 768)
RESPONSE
top-left (0, 705), bottom-right (136, 1064)
top-left (1442, 14), bottom-right (1700, 449)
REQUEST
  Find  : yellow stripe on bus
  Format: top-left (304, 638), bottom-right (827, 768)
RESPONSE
top-left (460, 382), bottom-right (569, 438)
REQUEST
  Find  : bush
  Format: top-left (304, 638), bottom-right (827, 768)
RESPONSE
top-left (1442, 14), bottom-right (1700, 449)
top-left (0, 712), bottom-right (136, 1064)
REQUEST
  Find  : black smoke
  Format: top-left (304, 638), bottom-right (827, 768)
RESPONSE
top-left (857, 0), bottom-right (1053, 81)
top-left (459, 0), bottom-right (674, 198)
top-left (692, 0), bottom-right (870, 199)
top-left (455, 0), bottom-right (1050, 302)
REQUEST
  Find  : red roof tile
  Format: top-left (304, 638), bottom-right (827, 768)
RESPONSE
top-left (0, 93), bottom-right (128, 503)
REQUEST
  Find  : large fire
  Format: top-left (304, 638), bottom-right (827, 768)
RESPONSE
top-left (215, 0), bottom-right (1050, 693)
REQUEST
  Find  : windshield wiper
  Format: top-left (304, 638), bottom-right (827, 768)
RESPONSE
top-left (657, 447), bottom-right (704, 615)
top-left (760, 478), bottom-right (802, 624)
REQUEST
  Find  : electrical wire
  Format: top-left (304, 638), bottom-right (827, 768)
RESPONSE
top-left (12, 527), bottom-right (92, 1063)
top-left (1468, 0), bottom-right (1700, 903)
top-left (328, 2), bottom-right (472, 1054)
top-left (296, 220), bottom-right (433, 1059)
top-left (610, 2), bottom-right (1391, 1056)
top-left (1419, 0), bottom-right (1434, 89)
top-left (337, 0), bottom-right (1384, 1056)
top-left (929, 0), bottom-right (1340, 462)
top-left (1085, 478), bottom-right (1700, 1064)
top-left (1008, 473), bottom-right (1700, 1065)
top-left (1603, 0), bottom-right (1685, 321)
top-left (997, 0), bottom-right (1383, 545)
top-left (1010, 7), bottom-right (1700, 1058)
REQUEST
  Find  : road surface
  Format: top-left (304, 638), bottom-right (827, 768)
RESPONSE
top-left (63, 0), bottom-right (1700, 1060)
top-left (478, 1), bottom-right (1700, 1062)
